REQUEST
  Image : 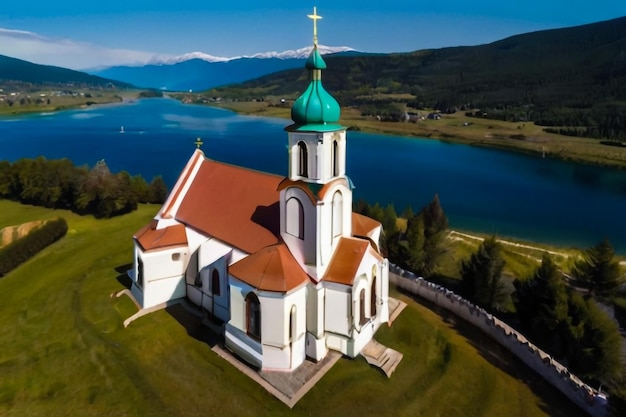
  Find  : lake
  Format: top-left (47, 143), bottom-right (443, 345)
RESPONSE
top-left (1, 98), bottom-right (625, 252)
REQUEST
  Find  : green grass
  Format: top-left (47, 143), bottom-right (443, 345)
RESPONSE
top-left (0, 200), bottom-right (585, 416)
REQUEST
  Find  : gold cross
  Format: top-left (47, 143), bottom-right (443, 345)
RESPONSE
top-left (195, 137), bottom-right (203, 149)
top-left (307, 7), bottom-right (322, 46)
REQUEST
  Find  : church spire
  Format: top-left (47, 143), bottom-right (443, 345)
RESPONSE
top-left (288, 7), bottom-right (341, 132)
top-left (307, 7), bottom-right (322, 47)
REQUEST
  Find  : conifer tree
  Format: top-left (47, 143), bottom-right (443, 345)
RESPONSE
top-left (513, 254), bottom-right (568, 351)
top-left (461, 236), bottom-right (506, 310)
top-left (572, 239), bottom-right (625, 297)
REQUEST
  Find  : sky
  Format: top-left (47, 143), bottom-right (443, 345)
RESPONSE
top-left (1, 1), bottom-right (625, 70)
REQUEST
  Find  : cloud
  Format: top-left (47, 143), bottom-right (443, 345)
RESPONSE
top-left (0, 28), bottom-right (159, 70)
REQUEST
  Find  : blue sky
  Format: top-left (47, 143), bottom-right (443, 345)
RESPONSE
top-left (1, 1), bottom-right (625, 69)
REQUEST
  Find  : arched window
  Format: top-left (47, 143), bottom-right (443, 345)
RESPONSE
top-left (370, 274), bottom-right (377, 318)
top-left (289, 305), bottom-right (297, 343)
top-left (332, 191), bottom-right (343, 238)
top-left (332, 140), bottom-right (339, 177)
top-left (297, 141), bottom-right (308, 177)
top-left (137, 257), bottom-right (144, 288)
top-left (246, 293), bottom-right (261, 341)
top-left (359, 288), bottom-right (367, 326)
top-left (211, 269), bottom-right (220, 296)
top-left (286, 197), bottom-right (304, 239)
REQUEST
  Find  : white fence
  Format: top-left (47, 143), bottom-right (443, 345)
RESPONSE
top-left (389, 265), bottom-right (608, 417)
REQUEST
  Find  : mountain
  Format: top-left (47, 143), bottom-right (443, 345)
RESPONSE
top-left (0, 54), bottom-right (132, 88)
top-left (88, 46), bottom-right (356, 92)
top-left (213, 17), bottom-right (626, 140)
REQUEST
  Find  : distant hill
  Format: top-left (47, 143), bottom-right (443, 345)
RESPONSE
top-left (88, 49), bottom-right (366, 92)
top-left (214, 17), bottom-right (626, 140)
top-left (0, 54), bottom-right (133, 88)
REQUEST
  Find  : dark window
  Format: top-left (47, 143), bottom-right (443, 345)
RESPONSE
top-left (246, 293), bottom-right (261, 341)
top-left (370, 276), bottom-right (377, 318)
top-left (332, 140), bottom-right (339, 176)
top-left (194, 273), bottom-right (202, 287)
top-left (137, 257), bottom-right (144, 288)
top-left (359, 288), bottom-right (367, 325)
top-left (211, 269), bottom-right (220, 296)
top-left (298, 141), bottom-right (308, 177)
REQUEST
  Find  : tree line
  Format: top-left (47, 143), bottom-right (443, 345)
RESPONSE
top-left (0, 157), bottom-right (167, 218)
top-left (355, 197), bottom-right (626, 414)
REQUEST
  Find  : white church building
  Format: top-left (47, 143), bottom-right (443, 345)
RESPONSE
top-left (128, 16), bottom-right (390, 371)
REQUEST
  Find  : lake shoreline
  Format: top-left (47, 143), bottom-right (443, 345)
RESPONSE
top-left (202, 100), bottom-right (626, 171)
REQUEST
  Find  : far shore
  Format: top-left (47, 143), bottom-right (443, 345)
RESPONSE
top-left (204, 100), bottom-right (626, 170)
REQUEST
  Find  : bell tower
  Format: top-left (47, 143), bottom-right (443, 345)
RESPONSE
top-left (279, 7), bottom-right (352, 282)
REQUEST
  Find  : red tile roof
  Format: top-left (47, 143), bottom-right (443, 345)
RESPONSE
top-left (229, 244), bottom-right (309, 292)
top-left (134, 221), bottom-right (188, 252)
top-left (175, 159), bottom-right (282, 254)
top-left (352, 213), bottom-right (381, 238)
top-left (323, 237), bottom-right (371, 285)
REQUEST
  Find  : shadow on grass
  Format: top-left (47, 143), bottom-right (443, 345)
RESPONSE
top-left (115, 263), bottom-right (133, 289)
top-left (166, 303), bottom-right (223, 348)
top-left (394, 285), bottom-right (587, 417)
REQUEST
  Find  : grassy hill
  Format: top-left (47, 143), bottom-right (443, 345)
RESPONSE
top-left (0, 200), bottom-right (585, 416)
top-left (210, 16), bottom-right (626, 141)
top-left (0, 54), bottom-right (133, 88)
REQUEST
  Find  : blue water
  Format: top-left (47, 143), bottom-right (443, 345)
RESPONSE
top-left (1, 98), bottom-right (626, 252)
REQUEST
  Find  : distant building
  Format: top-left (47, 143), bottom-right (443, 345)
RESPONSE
top-left (127, 25), bottom-right (391, 372)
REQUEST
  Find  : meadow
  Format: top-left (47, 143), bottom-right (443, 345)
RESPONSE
top-left (0, 200), bottom-right (585, 416)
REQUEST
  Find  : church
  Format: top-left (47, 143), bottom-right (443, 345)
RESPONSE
top-left (127, 10), bottom-right (390, 371)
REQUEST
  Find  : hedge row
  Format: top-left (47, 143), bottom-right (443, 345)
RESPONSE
top-left (0, 218), bottom-right (68, 277)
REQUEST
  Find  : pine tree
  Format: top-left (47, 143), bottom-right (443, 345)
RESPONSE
top-left (513, 254), bottom-right (569, 351)
top-left (572, 239), bottom-right (625, 297)
top-left (461, 236), bottom-right (506, 310)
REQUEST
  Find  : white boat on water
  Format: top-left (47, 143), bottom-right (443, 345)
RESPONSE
top-left (120, 126), bottom-right (125, 133)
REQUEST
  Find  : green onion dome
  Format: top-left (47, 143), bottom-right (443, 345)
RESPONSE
top-left (290, 46), bottom-right (341, 130)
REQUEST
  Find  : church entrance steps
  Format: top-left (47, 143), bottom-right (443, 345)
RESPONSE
top-left (113, 289), bottom-right (183, 327)
top-left (387, 297), bottom-right (407, 325)
top-left (361, 339), bottom-right (403, 378)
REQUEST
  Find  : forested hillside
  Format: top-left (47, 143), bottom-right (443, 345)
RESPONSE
top-left (0, 54), bottom-right (132, 88)
top-left (214, 17), bottom-right (626, 141)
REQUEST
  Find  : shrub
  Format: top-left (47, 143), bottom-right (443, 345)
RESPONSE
top-left (0, 218), bottom-right (68, 276)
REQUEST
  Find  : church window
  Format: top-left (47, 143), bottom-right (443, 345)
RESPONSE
top-left (171, 253), bottom-right (180, 261)
top-left (137, 257), bottom-right (144, 288)
top-left (211, 269), bottom-right (220, 296)
top-left (370, 274), bottom-right (377, 318)
top-left (246, 293), bottom-right (261, 341)
top-left (286, 197), bottom-right (304, 239)
top-left (332, 140), bottom-right (339, 177)
top-left (332, 191), bottom-right (343, 238)
top-left (359, 288), bottom-right (367, 325)
top-left (297, 141), bottom-right (308, 177)
top-left (289, 305), bottom-right (297, 343)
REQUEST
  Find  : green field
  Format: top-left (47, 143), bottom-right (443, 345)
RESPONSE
top-left (0, 200), bottom-right (585, 417)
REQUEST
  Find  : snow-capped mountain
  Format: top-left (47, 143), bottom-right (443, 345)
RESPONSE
top-left (145, 45), bottom-right (353, 65)
top-left (88, 45), bottom-right (357, 91)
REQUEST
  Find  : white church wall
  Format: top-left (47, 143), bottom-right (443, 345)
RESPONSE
top-left (142, 248), bottom-right (188, 282)
top-left (227, 277), bottom-right (250, 332)
top-left (136, 247), bottom-right (188, 309)
top-left (306, 282), bottom-right (324, 337)
top-left (324, 282), bottom-right (352, 336)
top-left (143, 274), bottom-right (187, 308)
top-left (280, 187), bottom-right (319, 277)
